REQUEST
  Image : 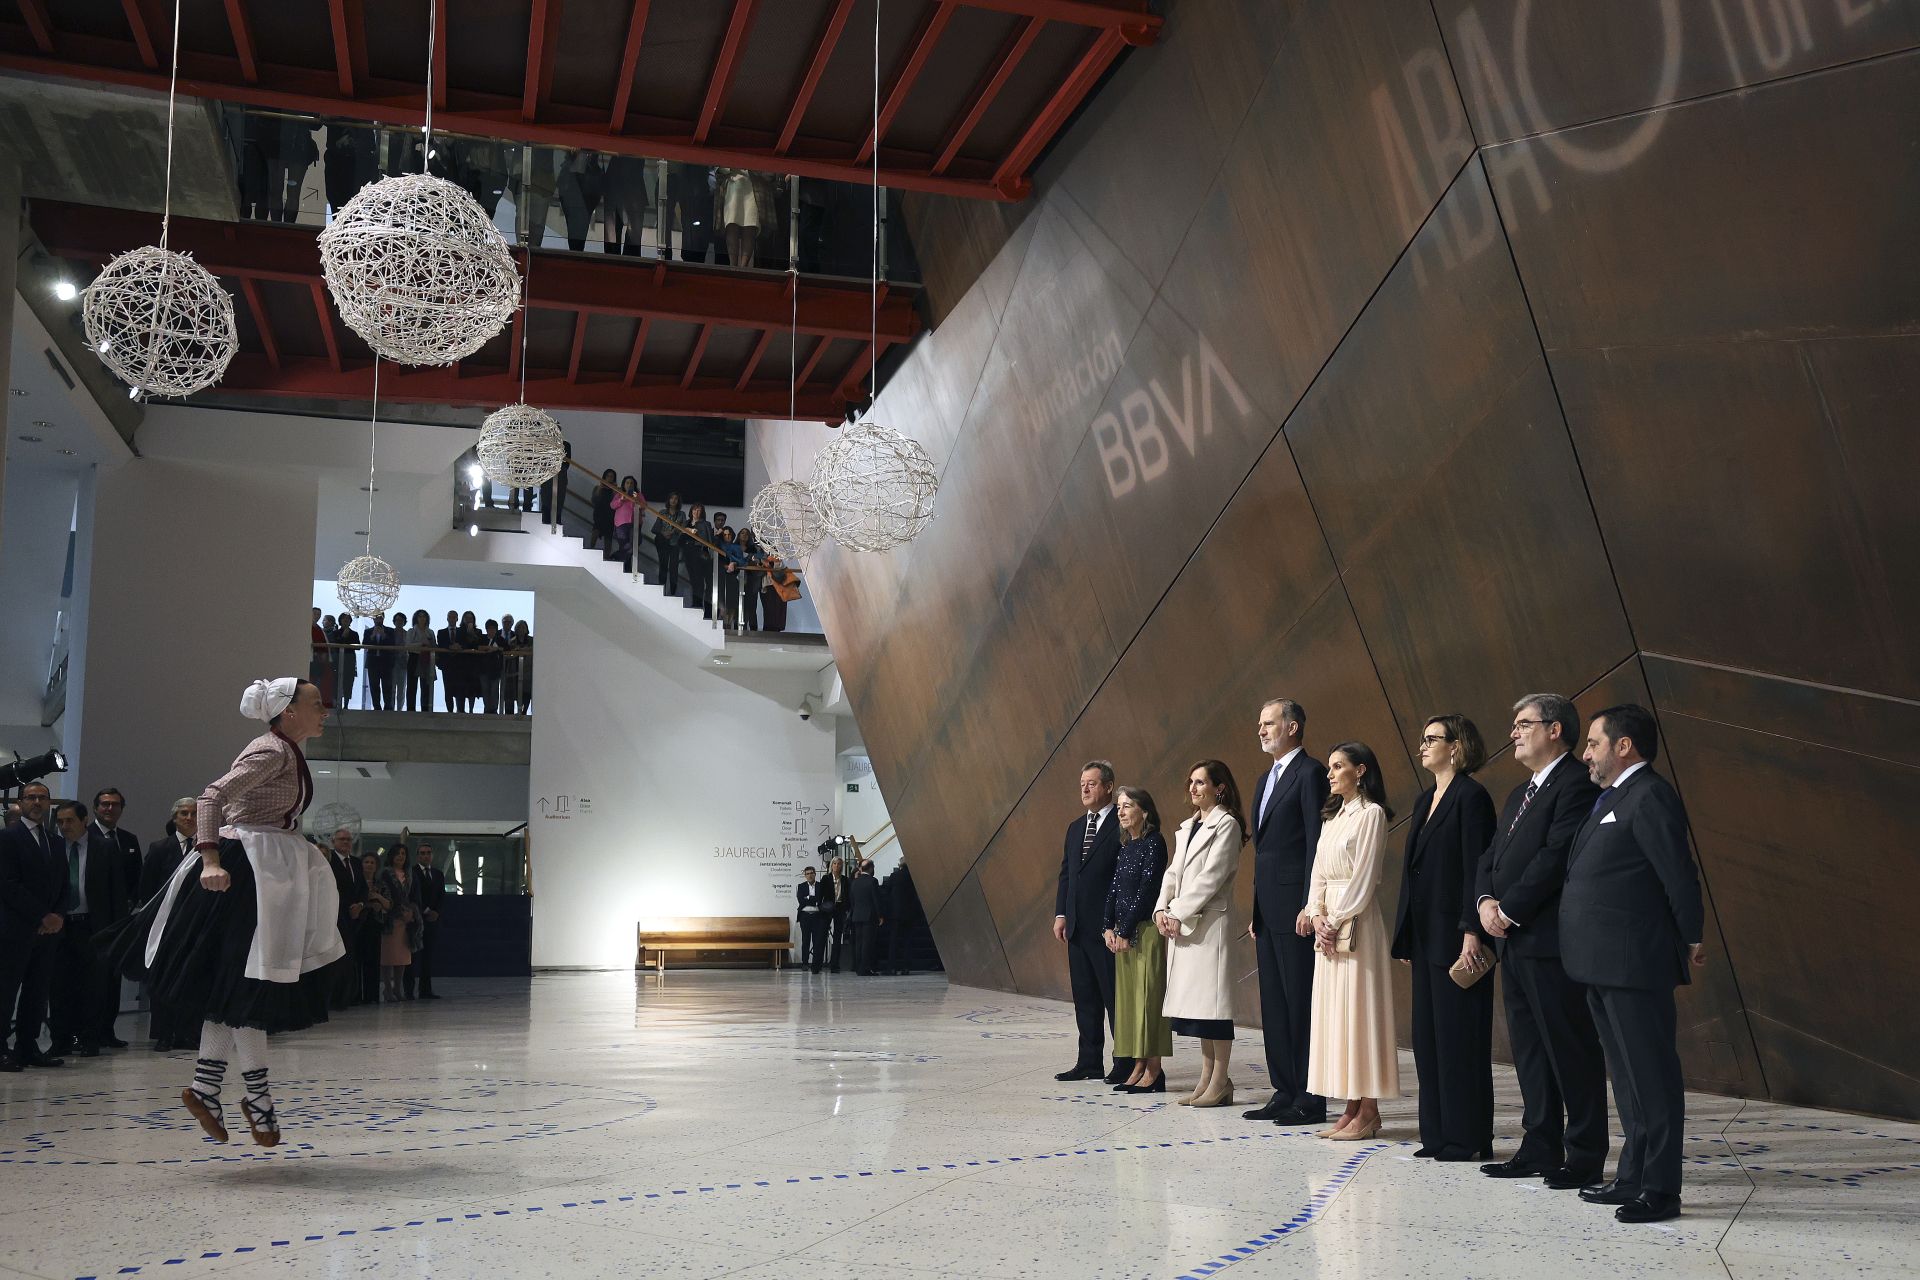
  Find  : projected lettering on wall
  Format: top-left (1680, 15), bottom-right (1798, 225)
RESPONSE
top-left (1373, 0), bottom-right (1897, 282)
top-left (1092, 335), bottom-right (1254, 500)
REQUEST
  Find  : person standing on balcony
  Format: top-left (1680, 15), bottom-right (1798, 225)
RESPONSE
top-left (361, 614), bottom-right (399, 711)
top-left (652, 493), bottom-right (685, 594)
top-left (717, 527), bottom-right (745, 628)
top-left (737, 528), bottom-right (765, 631)
top-left (612, 476), bottom-right (641, 571)
top-left (436, 611), bottom-right (460, 713)
top-left (684, 503), bottom-right (715, 619)
top-left (510, 621), bottom-right (534, 713)
top-left (480, 620), bottom-right (506, 714)
top-left (539, 440), bottom-right (572, 531)
top-left (327, 615), bottom-right (359, 709)
top-left (405, 610), bottom-right (437, 713)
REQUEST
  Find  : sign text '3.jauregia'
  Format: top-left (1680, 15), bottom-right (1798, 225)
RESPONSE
top-left (1092, 335), bottom-right (1253, 500)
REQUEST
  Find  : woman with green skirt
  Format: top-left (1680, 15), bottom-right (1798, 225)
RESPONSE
top-left (1104, 785), bottom-right (1173, 1092)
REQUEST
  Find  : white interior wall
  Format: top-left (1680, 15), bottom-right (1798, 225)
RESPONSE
top-left (308, 761), bottom-right (528, 830)
top-left (527, 585), bottom-right (837, 968)
top-left (68, 458), bottom-right (316, 830)
top-left (0, 463), bottom-right (78, 737)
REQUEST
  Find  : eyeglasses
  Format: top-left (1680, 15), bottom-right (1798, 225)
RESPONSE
top-left (1511, 718), bottom-right (1548, 732)
top-left (1418, 734), bottom-right (1451, 747)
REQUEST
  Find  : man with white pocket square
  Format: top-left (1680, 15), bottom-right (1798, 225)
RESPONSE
top-left (1559, 704), bottom-right (1706, 1224)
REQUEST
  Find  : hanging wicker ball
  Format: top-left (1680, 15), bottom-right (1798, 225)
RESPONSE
top-left (336, 553), bottom-right (401, 618)
top-left (748, 479), bottom-right (828, 562)
top-left (310, 802), bottom-right (362, 844)
top-left (318, 173), bottom-right (520, 366)
top-left (477, 403), bottom-right (565, 488)
top-left (809, 420), bottom-right (938, 553)
top-left (81, 245), bottom-right (238, 399)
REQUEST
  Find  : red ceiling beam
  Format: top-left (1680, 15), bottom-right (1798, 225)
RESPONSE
top-left (694, 0), bottom-right (761, 145)
top-left (221, 0), bottom-right (257, 82)
top-left (622, 316), bottom-right (652, 386)
top-left (118, 0), bottom-right (157, 70)
top-left (933, 15), bottom-right (1042, 175)
top-left (32, 204), bottom-right (920, 343)
top-left (775, 0), bottom-right (853, 156)
top-left (794, 335), bottom-right (832, 389)
top-left (993, 25), bottom-right (1124, 197)
top-left (308, 281), bottom-right (341, 372)
top-left (565, 310), bottom-right (588, 382)
top-left (325, 0), bottom-right (360, 96)
top-left (856, 0), bottom-right (957, 165)
top-left (218, 355), bottom-right (849, 420)
top-left (835, 340), bottom-right (878, 402)
top-left (15, 0), bottom-right (54, 54)
top-left (522, 0), bottom-right (561, 122)
top-left (608, 0), bottom-right (652, 134)
top-left (238, 277), bottom-right (279, 369)
top-left (0, 36), bottom-right (1015, 199)
top-left (955, 0), bottom-right (1158, 39)
top-left (734, 328), bottom-right (772, 391)
top-left (679, 324), bottom-right (711, 389)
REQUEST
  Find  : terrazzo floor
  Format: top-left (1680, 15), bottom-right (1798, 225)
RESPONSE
top-left (1, 971), bottom-right (1916, 1279)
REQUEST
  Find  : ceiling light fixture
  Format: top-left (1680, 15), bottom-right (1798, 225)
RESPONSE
top-left (52, 280), bottom-right (77, 301)
top-left (18, 434), bottom-right (43, 443)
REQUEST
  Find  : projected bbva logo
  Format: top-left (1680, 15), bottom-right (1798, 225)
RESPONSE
top-left (1090, 335), bottom-right (1254, 500)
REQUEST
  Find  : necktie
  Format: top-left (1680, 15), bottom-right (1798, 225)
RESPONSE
top-left (31, 822), bottom-right (46, 855)
top-left (1590, 787), bottom-right (1613, 816)
top-left (1259, 762), bottom-right (1282, 826)
top-left (1507, 781), bottom-right (1538, 836)
top-left (69, 848), bottom-right (81, 903)
top-left (1081, 813), bottom-right (1098, 863)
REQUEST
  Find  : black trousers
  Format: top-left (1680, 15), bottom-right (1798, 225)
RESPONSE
top-left (1410, 958), bottom-right (1495, 1155)
top-left (11, 933), bottom-right (58, 1051)
top-left (404, 924), bottom-right (436, 996)
top-left (685, 553), bottom-right (712, 617)
top-left (1254, 917), bottom-right (1321, 1114)
top-left (1501, 950), bottom-right (1610, 1171)
top-left (51, 914), bottom-right (119, 1046)
top-left (657, 538), bottom-right (680, 594)
top-left (367, 664), bottom-right (395, 709)
top-left (1065, 926), bottom-right (1118, 1069)
top-left (357, 925), bottom-right (382, 1002)
top-left (799, 915), bottom-right (829, 969)
top-left (829, 912), bottom-right (849, 971)
top-left (406, 656), bottom-right (434, 712)
top-left (850, 922), bottom-right (876, 974)
top-left (0, 935), bottom-right (32, 1053)
top-left (1589, 982), bottom-right (1685, 1195)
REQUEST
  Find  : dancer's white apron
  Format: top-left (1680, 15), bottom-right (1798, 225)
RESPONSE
top-left (146, 824), bottom-right (345, 982)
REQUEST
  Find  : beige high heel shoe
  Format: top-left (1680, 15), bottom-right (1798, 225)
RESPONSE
top-left (1315, 1115), bottom-right (1356, 1139)
top-left (1189, 1077), bottom-right (1235, 1108)
top-left (1329, 1116), bottom-right (1380, 1141)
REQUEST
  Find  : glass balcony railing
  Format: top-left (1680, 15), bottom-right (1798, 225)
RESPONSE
top-left (220, 105), bottom-right (921, 284)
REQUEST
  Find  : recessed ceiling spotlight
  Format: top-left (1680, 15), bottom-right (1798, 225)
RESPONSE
top-left (17, 434), bottom-right (43, 443)
top-left (352, 529), bottom-right (369, 536)
top-left (31, 420), bottom-right (54, 429)
top-left (499, 571), bottom-right (513, 576)
top-left (57, 448), bottom-right (76, 456)
top-left (52, 280), bottom-right (78, 301)
top-left (9, 388), bottom-right (27, 397)
top-left (467, 523), bottom-right (478, 537)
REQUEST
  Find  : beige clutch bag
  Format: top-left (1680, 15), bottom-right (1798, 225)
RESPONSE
top-left (1448, 951), bottom-right (1494, 989)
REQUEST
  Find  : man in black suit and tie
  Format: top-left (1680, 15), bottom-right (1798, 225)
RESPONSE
top-left (50, 800), bottom-right (130, 1057)
top-left (363, 616), bottom-right (399, 710)
top-left (406, 842), bottom-right (447, 999)
top-left (0, 783), bottom-right (69, 1069)
top-left (92, 789), bottom-right (142, 912)
top-left (142, 799), bottom-right (200, 1046)
top-left (848, 860), bottom-right (882, 975)
top-left (323, 827), bottom-right (366, 1010)
top-left (1476, 694), bottom-right (1609, 1188)
top-left (795, 865), bottom-right (831, 973)
top-left (1561, 704), bottom-right (1705, 1224)
top-left (437, 611), bottom-right (460, 712)
top-left (1243, 700), bottom-right (1330, 1123)
top-left (1053, 760), bottom-right (1129, 1084)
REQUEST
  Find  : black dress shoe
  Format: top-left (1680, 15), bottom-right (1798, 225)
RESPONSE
top-left (1412, 1147), bottom-right (1437, 1158)
top-left (1242, 1098), bottom-right (1292, 1121)
top-left (48, 1039), bottom-right (74, 1057)
top-left (1120, 1075), bottom-right (1166, 1094)
top-left (18, 1050), bottom-right (66, 1068)
top-left (1055, 1064), bottom-right (1103, 1082)
top-left (102, 1036), bottom-right (129, 1049)
top-left (422, 993), bottom-right (441, 1000)
top-left (1615, 1192), bottom-right (1681, 1223)
top-left (1481, 1158), bottom-right (1553, 1178)
top-left (1578, 1180), bottom-right (1641, 1206)
top-left (1103, 1059), bottom-right (1135, 1085)
top-left (1271, 1106), bottom-right (1324, 1126)
top-left (0, 1052), bottom-right (21, 1073)
top-left (1433, 1147), bottom-right (1486, 1163)
top-left (1542, 1166), bottom-right (1605, 1190)
top-left (75, 1044), bottom-right (102, 1058)
top-left (152, 1038), bottom-right (173, 1053)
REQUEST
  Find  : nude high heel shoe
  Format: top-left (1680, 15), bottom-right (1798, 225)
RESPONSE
top-left (1316, 1116), bottom-right (1355, 1139)
top-left (1189, 1077), bottom-right (1235, 1108)
top-left (1330, 1116), bottom-right (1380, 1141)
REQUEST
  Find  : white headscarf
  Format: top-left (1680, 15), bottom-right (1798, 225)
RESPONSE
top-left (240, 676), bottom-right (301, 724)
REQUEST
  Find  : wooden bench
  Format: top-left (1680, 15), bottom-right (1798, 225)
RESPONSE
top-left (636, 917), bottom-right (791, 974)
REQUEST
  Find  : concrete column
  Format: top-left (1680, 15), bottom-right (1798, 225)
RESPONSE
top-left (0, 158), bottom-right (21, 546)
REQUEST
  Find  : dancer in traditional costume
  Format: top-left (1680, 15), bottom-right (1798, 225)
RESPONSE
top-left (130, 677), bottom-right (343, 1147)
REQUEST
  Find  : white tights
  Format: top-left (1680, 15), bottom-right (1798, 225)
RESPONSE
top-left (193, 1021), bottom-right (273, 1114)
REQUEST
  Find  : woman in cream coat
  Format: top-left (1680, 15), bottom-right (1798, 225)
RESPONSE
top-left (1154, 760), bottom-right (1247, 1108)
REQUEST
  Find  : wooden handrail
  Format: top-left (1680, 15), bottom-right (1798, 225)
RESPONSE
top-left (562, 455), bottom-right (803, 581)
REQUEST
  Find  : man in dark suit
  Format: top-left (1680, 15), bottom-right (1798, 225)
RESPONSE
top-left (1243, 700), bottom-right (1330, 1124)
top-left (323, 827), bottom-right (365, 1010)
top-left (848, 860), bottom-right (881, 975)
top-left (796, 865), bottom-right (830, 973)
top-left (362, 616), bottom-right (399, 710)
top-left (143, 799), bottom-right (200, 1048)
top-left (1053, 760), bottom-right (1128, 1084)
top-left (330, 615), bottom-right (361, 707)
top-left (406, 841), bottom-right (447, 999)
top-left (1561, 704), bottom-right (1705, 1224)
top-left (92, 788), bottom-right (142, 910)
top-left (1476, 694), bottom-right (1609, 1188)
top-left (437, 611), bottom-right (460, 712)
top-left (50, 800), bottom-right (129, 1057)
top-left (882, 857), bottom-right (922, 975)
top-left (0, 783), bottom-right (69, 1069)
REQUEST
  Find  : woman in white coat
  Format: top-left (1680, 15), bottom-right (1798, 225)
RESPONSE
top-left (1154, 759), bottom-right (1247, 1108)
